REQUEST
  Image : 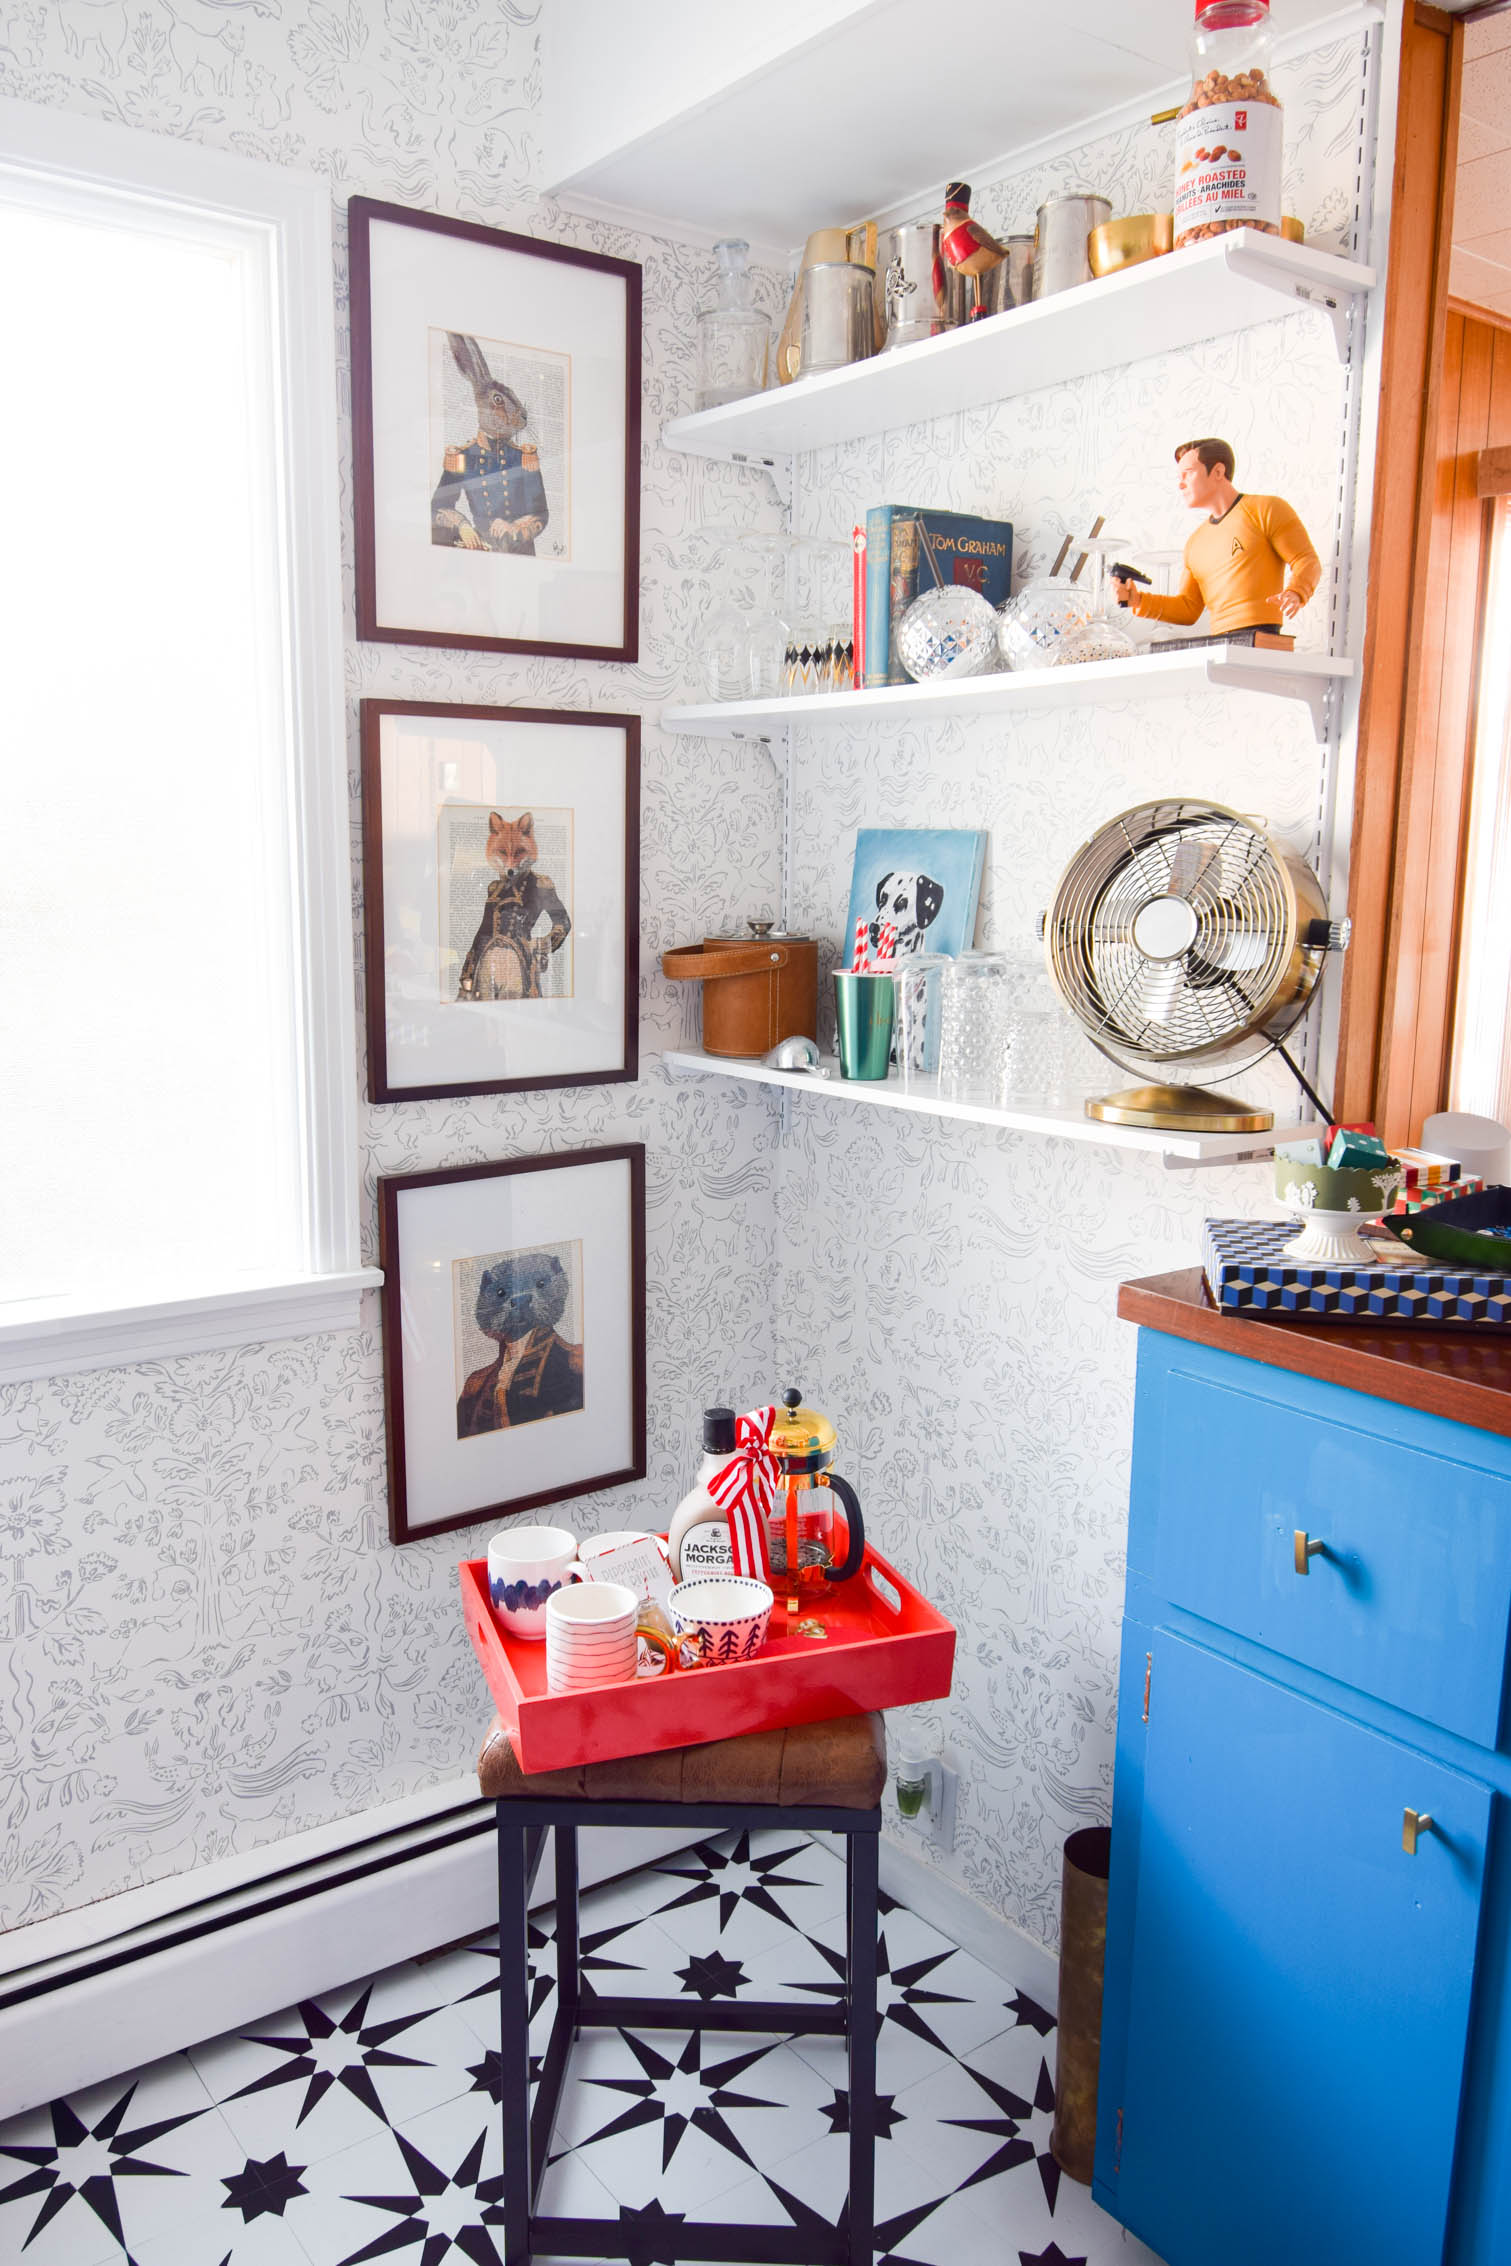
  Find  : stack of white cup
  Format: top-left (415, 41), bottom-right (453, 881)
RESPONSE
top-left (545, 1581), bottom-right (639, 1693)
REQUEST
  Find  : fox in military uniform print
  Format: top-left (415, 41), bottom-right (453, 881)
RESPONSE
top-left (457, 810), bottom-right (571, 1003)
top-left (431, 332), bottom-right (549, 555)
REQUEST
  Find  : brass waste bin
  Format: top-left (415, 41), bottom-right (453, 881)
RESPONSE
top-left (1050, 1825), bottom-right (1111, 2184)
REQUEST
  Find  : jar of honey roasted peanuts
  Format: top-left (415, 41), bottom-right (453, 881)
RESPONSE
top-left (1174, 0), bottom-right (1283, 251)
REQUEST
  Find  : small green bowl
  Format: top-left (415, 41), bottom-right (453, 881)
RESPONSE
top-left (1274, 1158), bottom-right (1404, 1214)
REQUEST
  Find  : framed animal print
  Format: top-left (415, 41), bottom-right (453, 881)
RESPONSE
top-left (349, 196), bottom-right (641, 662)
top-left (361, 699), bottom-right (639, 1102)
top-left (379, 1146), bottom-right (646, 1545)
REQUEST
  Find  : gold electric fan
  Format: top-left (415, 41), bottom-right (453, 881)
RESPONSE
top-left (1044, 799), bottom-right (1349, 1133)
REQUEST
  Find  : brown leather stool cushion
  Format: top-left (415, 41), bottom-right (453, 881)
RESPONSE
top-left (477, 1713), bottom-right (886, 1809)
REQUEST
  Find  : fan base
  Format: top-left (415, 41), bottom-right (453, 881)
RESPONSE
top-left (1086, 1083), bottom-right (1274, 1134)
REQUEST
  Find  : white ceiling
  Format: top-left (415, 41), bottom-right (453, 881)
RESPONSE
top-left (1452, 10), bottom-right (1511, 321)
top-left (546, 0), bottom-right (1357, 257)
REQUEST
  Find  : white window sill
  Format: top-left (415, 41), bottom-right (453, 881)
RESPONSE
top-left (0, 1269), bottom-right (384, 1384)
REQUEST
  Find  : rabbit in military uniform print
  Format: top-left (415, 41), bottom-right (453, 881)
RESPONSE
top-left (456, 1250), bottom-right (584, 1436)
top-left (457, 811), bottom-right (571, 1003)
top-left (431, 332), bottom-right (550, 555)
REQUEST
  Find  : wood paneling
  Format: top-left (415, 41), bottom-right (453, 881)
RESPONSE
top-left (1479, 442), bottom-right (1511, 494)
top-left (1336, 4), bottom-right (1461, 1130)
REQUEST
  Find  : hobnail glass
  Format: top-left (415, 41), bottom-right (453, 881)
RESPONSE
top-left (938, 952), bottom-right (1016, 1106)
top-left (896, 584), bottom-right (999, 681)
top-left (996, 576), bottom-right (1093, 671)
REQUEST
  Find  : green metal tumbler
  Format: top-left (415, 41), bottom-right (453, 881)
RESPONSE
top-left (833, 971), bottom-right (895, 1080)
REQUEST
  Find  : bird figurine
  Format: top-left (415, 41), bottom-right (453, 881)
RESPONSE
top-left (940, 181), bottom-right (1007, 320)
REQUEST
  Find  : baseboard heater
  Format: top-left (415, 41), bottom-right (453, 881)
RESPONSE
top-left (0, 1791), bottom-right (697, 2122)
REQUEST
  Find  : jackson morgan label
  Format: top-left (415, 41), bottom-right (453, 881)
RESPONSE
top-left (1174, 101), bottom-right (1283, 234)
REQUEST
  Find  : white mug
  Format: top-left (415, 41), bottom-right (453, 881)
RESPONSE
top-left (545, 1579), bottom-right (638, 1693)
top-left (487, 1525), bottom-right (584, 1642)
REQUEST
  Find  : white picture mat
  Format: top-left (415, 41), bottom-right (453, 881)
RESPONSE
top-left (397, 1158), bottom-right (635, 1530)
top-left (379, 711), bottom-right (628, 1088)
top-left (366, 216), bottom-right (628, 648)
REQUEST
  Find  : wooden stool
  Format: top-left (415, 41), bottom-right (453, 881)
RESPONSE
top-left (479, 1713), bottom-right (887, 2266)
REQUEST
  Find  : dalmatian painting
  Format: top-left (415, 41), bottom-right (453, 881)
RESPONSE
top-left (843, 828), bottom-right (989, 963)
top-left (454, 1240), bottom-right (584, 1437)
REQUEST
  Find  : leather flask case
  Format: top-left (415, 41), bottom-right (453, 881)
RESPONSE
top-left (662, 934), bottom-right (820, 1057)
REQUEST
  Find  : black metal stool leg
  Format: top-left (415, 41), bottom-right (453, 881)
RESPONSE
top-left (498, 1812), bottom-right (533, 2266)
top-left (845, 1831), bottom-right (879, 2266)
top-left (555, 1821), bottom-right (581, 2026)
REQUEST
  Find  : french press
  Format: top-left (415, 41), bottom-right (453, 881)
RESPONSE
top-left (766, 1388), bottom-right (866, 1614)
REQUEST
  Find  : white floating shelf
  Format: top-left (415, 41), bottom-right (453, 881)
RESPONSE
top-left (663, 232), bottom-right (1373, 465)
top-left (664, 1048), bottom-right (1320, 1171)
top-left (663, 645), bottom-right (1352, 744)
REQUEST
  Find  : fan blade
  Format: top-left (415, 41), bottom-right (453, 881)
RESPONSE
top-left (1165, 838), bottom-right (1220, 900)
top-left (1199, 917), bottom-right (1269, 972)
top-left (1135, 961), bottom-right (1186, 1029)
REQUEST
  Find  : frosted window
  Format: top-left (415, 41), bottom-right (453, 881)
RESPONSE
top-left (0, 188), bottom-right (303, 1311)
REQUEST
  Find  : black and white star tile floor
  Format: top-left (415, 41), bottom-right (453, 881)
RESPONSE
top-left (0, 1829), bottom-right (1164, 2265)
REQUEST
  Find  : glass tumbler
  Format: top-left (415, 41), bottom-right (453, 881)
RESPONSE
top-left (896, 953), bottom-right (952, 1083)
top-left (999, 949), bottom-right (1082, 1103)
top-left (938, 952), bottom-right (1016, 1106)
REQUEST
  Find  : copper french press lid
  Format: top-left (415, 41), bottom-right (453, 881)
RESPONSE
top-left (770, 1387), bottom-right (837, 1475)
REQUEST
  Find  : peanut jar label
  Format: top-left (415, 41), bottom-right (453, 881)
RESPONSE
top-left (1174, 101), bottom-right (1283, 237)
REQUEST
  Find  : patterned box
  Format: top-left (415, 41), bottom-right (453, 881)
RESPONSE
top-left (1202, 1217), bottom-right (1511, 1329)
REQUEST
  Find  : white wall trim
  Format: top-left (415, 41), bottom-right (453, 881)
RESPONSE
top-left (879, 1837), bottom-right (1061, 2016)
top-left (0, 1269), bottom-right (383, 1384)
top-left (0, 1796), bottom-right (698, 2123)
top-left (0, 1771), bottom-right (480, 1980)
top-left (0, 95), bottom-right (361, 1379)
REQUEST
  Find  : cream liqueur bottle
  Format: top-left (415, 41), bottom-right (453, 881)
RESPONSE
top-left (667, 1407), bottom-right (739, 1578)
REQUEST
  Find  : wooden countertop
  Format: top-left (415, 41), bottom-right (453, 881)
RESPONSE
top-left (1119, 1267), bottom-right (1511, 1440)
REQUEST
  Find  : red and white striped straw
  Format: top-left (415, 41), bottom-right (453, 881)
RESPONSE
top-left (851, 916), bottom-right (871, 973)
top-left (875, 920), bottom-right (898, 968)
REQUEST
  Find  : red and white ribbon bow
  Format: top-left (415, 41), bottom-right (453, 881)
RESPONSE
top-left (708, 1405), bottom-right (778, 1580)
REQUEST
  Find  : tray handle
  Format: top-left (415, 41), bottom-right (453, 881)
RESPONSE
top-left (866, 1562), bottom-right (903, 1617)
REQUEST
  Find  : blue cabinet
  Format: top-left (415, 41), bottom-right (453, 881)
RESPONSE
top-left (1096, 1313), bottom-right (1511, 2266)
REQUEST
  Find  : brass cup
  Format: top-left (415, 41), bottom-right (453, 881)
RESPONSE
top-left (1087, 212), bottom-right (1174, 277)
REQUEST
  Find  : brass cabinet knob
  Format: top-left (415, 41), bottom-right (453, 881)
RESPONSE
top-left (1403, 1807), bottom-right (1435, 1855)
top-left (1293, 1529), bottom-right (1327, 1575)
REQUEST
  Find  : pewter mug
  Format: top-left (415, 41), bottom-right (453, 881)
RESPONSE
top-left (795, 261), bottom-right (875, 379)
top-left (1032, 194), bottom-right (1112, 299)
top-left (879, 224), bottom-right (955, 350)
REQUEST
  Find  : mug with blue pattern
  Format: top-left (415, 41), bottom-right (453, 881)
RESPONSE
top-left (487, 1524), bottom-right (584, 1642)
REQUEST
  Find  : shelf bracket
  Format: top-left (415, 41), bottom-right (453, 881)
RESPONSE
top-left (1161, 1140), bottom-right (1280, 1172)
top-left (729, 450), bottom-right (794, 512)
top-left (1291, 282), bottom-right (1351, 362)
top-left (1205, 656), bottom-right (1331, 743)
top-left (1222, 243), bottom-right (1357, 363)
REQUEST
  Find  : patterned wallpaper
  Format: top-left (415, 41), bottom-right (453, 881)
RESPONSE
top-left (0, 0), bottom-right (789, 1933)
top-left (0, 4), bottom-right (1376, 1965)
top-left (773, 31), bottom-right (1376, 1946)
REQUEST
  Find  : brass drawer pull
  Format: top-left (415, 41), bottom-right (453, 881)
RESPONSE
top-left (1403, 1807), bottom-right (1435, 1855)
top-left (1294, 1529), bottom-right (1327, 1575)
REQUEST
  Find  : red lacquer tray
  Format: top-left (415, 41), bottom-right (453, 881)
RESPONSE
top-left (460, 1543), bottom-right (956, 1774)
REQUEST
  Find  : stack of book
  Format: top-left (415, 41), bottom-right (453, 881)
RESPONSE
top-left (855, 506), bottom-right (1015, 687)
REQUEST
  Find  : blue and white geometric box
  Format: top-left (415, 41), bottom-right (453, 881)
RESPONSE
top-left (1202, 1217), bottom-right (1511, 1328)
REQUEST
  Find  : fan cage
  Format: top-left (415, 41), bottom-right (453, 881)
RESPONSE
top-left (1046, 799), bottom-right (1326, 1072)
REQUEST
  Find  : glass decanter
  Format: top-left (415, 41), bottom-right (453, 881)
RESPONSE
top-left (1058, 537), bottom-right (1138, 665)
top-left (695, 240), bottom-right (771, 411)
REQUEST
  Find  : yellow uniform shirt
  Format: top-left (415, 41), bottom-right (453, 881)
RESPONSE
top-left (1129, 494), bottom-right (1321, 635)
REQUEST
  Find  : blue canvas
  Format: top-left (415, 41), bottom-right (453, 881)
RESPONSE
top-left (843, 828), bottom-right (987, 962)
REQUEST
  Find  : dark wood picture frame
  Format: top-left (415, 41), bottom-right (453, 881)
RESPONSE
top-left (379, 1145), bottom-right (647, 1545)
top-left (349, 195), bottom-right (641, 662)
top-left (361, 698), bottom-right (640, 1103)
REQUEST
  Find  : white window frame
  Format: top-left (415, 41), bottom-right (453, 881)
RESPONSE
top-left (0, 98), bottom-right (376, 1384)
